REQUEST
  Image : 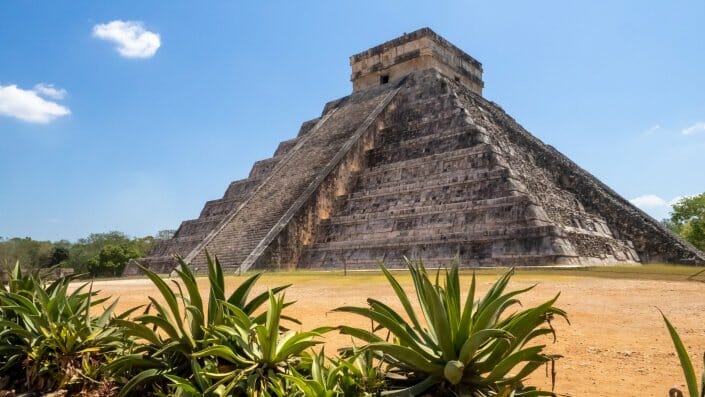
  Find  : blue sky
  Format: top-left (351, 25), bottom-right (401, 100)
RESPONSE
top-left (1, 1), bottom-right (704, 242)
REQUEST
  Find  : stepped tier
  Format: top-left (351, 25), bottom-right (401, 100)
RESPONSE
top-left (143, 120), bottom-right (316, 272)
top-left (140, 28), bottom-right (704, 274)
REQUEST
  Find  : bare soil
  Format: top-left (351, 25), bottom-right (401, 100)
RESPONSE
top-left (92, 271), bottom-right (705, 396)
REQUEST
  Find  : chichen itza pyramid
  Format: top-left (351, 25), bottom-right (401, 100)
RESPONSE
top-left (144, 28), bottom-right (705, 273)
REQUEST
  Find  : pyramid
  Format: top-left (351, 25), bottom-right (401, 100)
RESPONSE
top-left (143, 28), bottom-right (705, 273)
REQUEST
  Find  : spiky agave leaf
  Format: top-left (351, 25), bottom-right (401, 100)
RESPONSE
top-left (335, 259), bottom-right (566, 396)
top-left (661, 310), bottom-right (704, 397)
top-left (109, 253), bottom-right (297, 396)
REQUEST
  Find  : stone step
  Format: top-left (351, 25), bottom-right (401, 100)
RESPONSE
top-left (296, 118), bottom-right (321, 137)
top-left (298, 254), bottom-right (571, 270)
top-left (348, 167), bottom-right (509, 200)
top-left (175, 216), bottom-right (223, 237)
top-left (139, 255), bottom-right (180, 274)
top-left (318, 197), bottom-right (547, 242)
top-left (358, 144), bottom-right (494, 178)
top-left (328, 195), bottom-right (537, 224)
top-left (320, 196), bottom-right (544, 236)
top-left (298, 225), bottom-right (574, 269)
top-left (355, 147), bottom-right (503, 192)
top-left (377, 123), bottom-right (481, 148)
top-left (200, 198), bottom-right (245, 218)
top-left (273, 137), bottom-right (300, 157)
top-left (248, 155), bottom-right (285, 179)
top-left (307, 225), bottom-right (565, 250)
top-left (317, 218), bottom-right (549, 245)
top-left (150, 235), bottom-right (204, 257)
top-left (339, 174), bottom-right (527, 215)
top-left (223, 177), bottom-right (261, 199)
top-left (376, 111), bottom-right (471, 144)
top-left (368, 129), bottom-right (488, 166)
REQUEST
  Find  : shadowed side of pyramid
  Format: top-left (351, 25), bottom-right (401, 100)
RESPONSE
top-left (138, 28), bottom-right (704, 274)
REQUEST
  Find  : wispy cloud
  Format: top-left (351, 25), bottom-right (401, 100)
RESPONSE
top-left (0, 84), bottom-right (70, 124)
top-left (630, 194), bottom-right (685, 219)
top-left (33, 83), bottom-right (67, 100)
top-left (630, 194), bottom-right (669, 208)
top-left (641, 124), bottom-right (660, 137)
top-left (93, 20), bottom-right (161, 59)
top-left (682, 121), bottom-right (705, 136)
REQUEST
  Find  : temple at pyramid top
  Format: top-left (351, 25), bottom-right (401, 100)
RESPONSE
top-left (349, 27), bottom-right (484, 94)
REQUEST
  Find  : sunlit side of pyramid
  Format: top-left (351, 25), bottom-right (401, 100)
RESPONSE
top-left (142, 28), bottom-right (705, 273)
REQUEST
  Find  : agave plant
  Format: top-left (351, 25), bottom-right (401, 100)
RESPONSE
top-left (284, 350), bottom-right (345, 397)
top-left (334, 259), bottom-right (567, 396)
top-left (0, 262), bottom-right (120, 393)
top-left (333, 346), bottom-right (387, 396)
top-left (107, 252), bottom-right (291, 396)
top-left (285, 347), bottom-right (386, 397)
top-left (189, 290), bottom-right (331, 396)
top-left (661, 311), bottom-right (705, 397)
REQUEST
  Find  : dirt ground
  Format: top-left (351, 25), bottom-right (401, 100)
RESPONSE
top-left (91, 271), bottom-right (705, 396)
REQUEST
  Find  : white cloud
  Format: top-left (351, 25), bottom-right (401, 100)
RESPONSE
top-left (0, 84), bottom-right (71, 123)
top-left (630, 194), bottom-right (667, 208)
top-left (93, 20), bottom-right (161, 58)
top-left (630, 194), bottom-right (688, 220)
top-left (641, 124), bottom-right (660, 137)
top-left (682, 121), bottom-right (705, 136)
top-left (33, 83), bottom-right (67, 100)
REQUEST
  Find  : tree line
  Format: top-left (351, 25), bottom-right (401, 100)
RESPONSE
top-left (0, 230), bottom-right (174, 277)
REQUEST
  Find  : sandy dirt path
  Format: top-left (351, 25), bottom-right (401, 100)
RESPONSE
top-left (91, 272), bottom-right (705, 396)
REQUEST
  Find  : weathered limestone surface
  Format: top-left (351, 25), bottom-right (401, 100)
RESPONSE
top-left (350, 27), bottom-right (483, 95)
top-left (141, 28), bottom-right (705, 274)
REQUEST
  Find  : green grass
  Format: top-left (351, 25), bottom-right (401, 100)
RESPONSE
top-left (212, 263), bottom-right (705, 285)
top-left (525, 264), bottom-right (705, 282)
top-left (85, 262), bottom-right (705, 284)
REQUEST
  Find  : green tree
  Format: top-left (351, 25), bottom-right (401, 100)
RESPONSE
top-left (668, 192), bottom-right (705, 251)
top-left (0, 237), bottom-right (53, 268)
top-left (68, 231), bottom-right (134, 274)
top-left (87, 244), bottom-right (141, 277)
top-left (48, 247), bottom-right (70, 266)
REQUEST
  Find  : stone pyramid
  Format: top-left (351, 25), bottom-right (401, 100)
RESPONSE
top-left (144, 28), bottom-right (705, 273)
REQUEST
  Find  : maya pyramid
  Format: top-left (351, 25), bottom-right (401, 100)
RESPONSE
top-left (143, 28), bottom-right (705, 273)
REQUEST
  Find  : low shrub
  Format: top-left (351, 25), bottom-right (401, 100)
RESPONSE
top-left (106, 253), bottom-right (293, 396)
top-left (334, 259), bottom-right (567, 396)
top-left (0, 263), bottom-right (120, 394)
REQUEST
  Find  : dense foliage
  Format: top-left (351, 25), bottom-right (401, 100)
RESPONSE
top-left (0, 263), bottom-right (121, 394)
top-left (0, 230), bottom-right (175, 277)
top-left (0, 256), bottom-right (566, 396)
top-left (106, 254), bottom-right (299, 396)
top-left (664, 192), bottom-right (705, 252)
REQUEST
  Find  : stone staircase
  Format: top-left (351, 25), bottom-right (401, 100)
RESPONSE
top-left (183, 82), bottom-right (404, 272)
top-left (144, 120), bottom-right (318, 272)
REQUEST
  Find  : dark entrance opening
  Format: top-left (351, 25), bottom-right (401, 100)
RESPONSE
top-left (380, 74), bottom-right (390, 84)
